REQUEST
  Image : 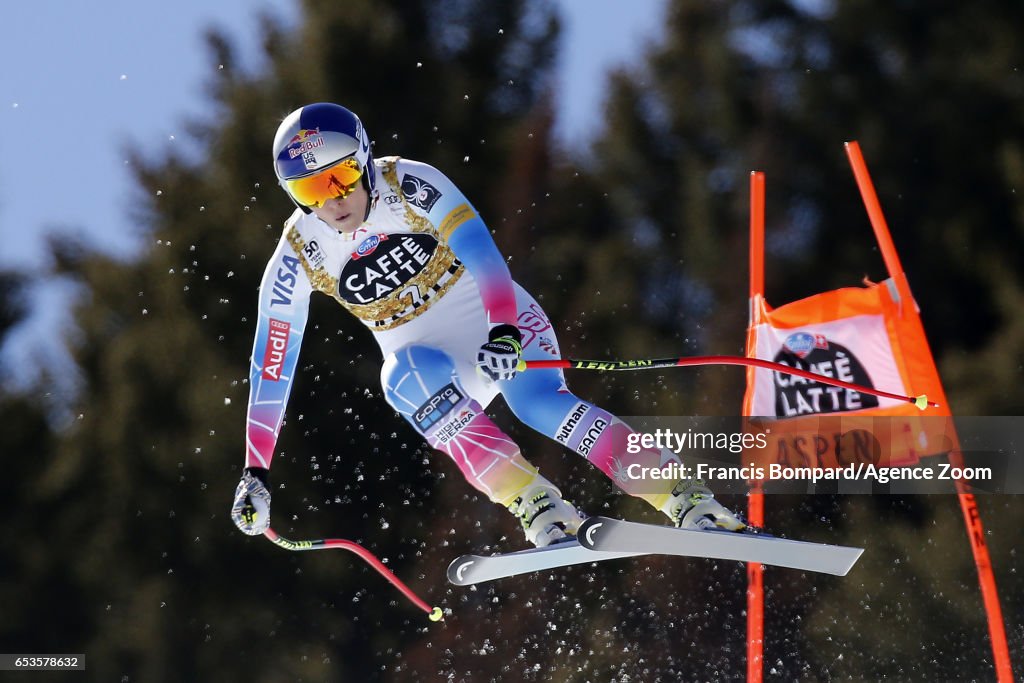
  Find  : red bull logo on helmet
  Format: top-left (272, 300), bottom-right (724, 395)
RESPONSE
top-left (287, 128), bottom-right (324, 159)
top-left (783, 332), bottom-right (828, 359)
top-left (288, 128), bottom-right (320, 145)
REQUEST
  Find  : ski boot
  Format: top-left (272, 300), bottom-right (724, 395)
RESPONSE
top-left (661, 478), bottom-right (747, 532)
top-left (508, 483), bottom-right (587, 547)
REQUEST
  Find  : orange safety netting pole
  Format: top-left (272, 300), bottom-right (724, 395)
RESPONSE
top-left (746, 171), bottom-right (766, 683)
top-left (844, 142), bottom-right (1013, 683)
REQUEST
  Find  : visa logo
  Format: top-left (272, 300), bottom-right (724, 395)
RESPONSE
top-left (271, 255), bottom-right (301, 308)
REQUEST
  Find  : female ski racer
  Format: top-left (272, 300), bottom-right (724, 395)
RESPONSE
top-left (231, 103), bottom-right (746, 546)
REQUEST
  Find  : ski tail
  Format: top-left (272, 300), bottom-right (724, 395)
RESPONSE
top-left (447, 540), bottom-right (644, 586)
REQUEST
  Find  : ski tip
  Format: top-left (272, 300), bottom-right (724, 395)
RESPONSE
top-left (844, 547), bottom-right (866, 575)
top-left (818, 546), bottom-right (865, 576)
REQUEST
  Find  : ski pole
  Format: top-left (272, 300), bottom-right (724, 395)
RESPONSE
top-left (263, 527), bottom-right (444, 622)
top-left (523, 355), bottom-right (937, 410)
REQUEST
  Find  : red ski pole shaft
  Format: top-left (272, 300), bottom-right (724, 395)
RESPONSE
top-left (523, 355), bottom-right (937, 409)
top-left (263, 528), bottom-right (444, 622)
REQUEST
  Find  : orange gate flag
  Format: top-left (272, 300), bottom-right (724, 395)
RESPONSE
top-left (742, 277), bottom-right (956, 469)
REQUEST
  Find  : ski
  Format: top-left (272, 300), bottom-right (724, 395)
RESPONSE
top-left (447, 540), bottom-right (645, 586)
top-left (577, 516), bottom-right (863, 576)
top-left (447, 518), bottom-right (863, 586)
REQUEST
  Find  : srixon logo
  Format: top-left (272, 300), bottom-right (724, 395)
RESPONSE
top-left (261, 319), bottom-right (291, 381)
top-left (773, 334), bottom-right (878, 416)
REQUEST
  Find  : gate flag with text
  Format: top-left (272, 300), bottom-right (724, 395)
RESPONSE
top-left (742, 279), bottom-right (955, 469)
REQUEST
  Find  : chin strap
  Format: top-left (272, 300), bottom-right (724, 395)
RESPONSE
top-left (361, 162), bottom-right (381, 221)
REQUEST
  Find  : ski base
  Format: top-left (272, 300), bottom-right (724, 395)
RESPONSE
top-left (579, 516), bottom-right (863, 576)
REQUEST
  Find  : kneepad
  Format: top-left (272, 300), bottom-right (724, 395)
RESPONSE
top-left (382, 345), bottom-right (469, 436)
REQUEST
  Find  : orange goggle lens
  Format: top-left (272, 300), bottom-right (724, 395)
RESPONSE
top-left (285, 157), bottom-right (364, 207)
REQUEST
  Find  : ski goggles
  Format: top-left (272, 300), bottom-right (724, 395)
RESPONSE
top-left (284, 157), bottom-right (364, 207)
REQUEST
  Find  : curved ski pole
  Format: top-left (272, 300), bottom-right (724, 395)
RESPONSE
top-left (263, 527), bottom-right (444, 622)
top-left (523, 355), bottom-right (937, 410)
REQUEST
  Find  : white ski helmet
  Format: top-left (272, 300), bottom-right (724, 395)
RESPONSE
top-left (272, 102), bottom-right (376, 214)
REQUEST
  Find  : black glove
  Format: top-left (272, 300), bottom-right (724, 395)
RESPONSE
top-left (476, 324), bottom-right (524, 382)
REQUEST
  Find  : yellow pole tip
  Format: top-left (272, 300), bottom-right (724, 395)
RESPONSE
top-left (429, 607), bottom-right (444, 622)
top-left (913, 395), bottom-right (929, 411)
top-left (516, 359), bottom-right (527, 372)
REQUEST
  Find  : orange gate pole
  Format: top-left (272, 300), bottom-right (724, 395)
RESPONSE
top-left (844, 142), bottom-right (1013, 683)
top-left (746, 171), bottom-right (767, 683)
